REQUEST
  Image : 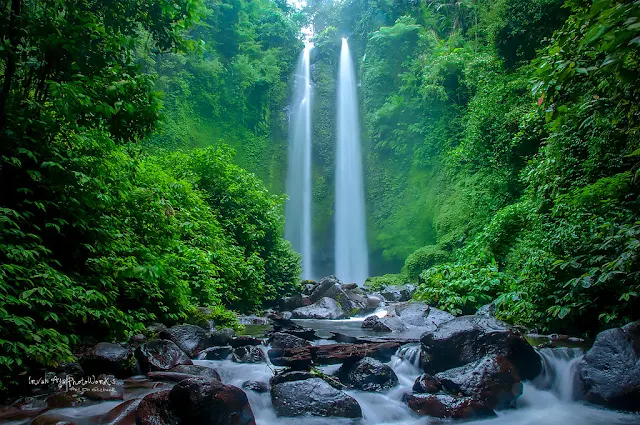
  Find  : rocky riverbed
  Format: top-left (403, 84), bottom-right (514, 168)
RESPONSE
top-left (1, 276), bottom-right (639, 425)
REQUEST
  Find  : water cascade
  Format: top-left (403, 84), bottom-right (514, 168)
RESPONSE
top-left (285, 44), bottom-right (314, 280)
top-left (335, 37), bottom-right (369, 286)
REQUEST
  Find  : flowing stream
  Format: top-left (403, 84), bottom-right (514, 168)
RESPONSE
top-left (335, 38), bottom-right (369, 286)
top-left (189, 340), bottom-right (639, 425)
top-left (285, 43), bottom-right (314, 280)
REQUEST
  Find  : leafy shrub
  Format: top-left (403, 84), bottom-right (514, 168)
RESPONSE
top-left (403, 245), bottom-right (450, 281)
top-left (415, 262), bottom-right (513, 316)
top-left (364, 274), bottom-right (406, 292)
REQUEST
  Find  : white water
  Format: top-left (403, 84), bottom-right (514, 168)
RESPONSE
top-left (335, 38), bottom-right (369, 286)
top-left (190, 344), bottom-right (639, 425)
top-left (285, 43), bottom-right (314, 280)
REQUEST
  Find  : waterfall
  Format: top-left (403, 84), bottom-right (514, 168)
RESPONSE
top-left (285, 44), bottom-right (314, 280)
top-left (336, 38), bottom-right (369, 286)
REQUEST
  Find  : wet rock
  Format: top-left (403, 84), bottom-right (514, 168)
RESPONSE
top-left (476, 301), bottom-right (498, 317)
top-left (135, 340), bottom-right (192, 373)
top-left (147, 364), bottom-right (221, 382)
top-left (404, 393), bottom-right (496, 419)
top-left (302, 283), bottom-right (316, 295)
top-left (578, 320), bottom-right (640, 411)
top-left (101, 398), bottom-right (141, 425)
top-left (280, 294), bottom-right (311, 311)
top-left (159, 325), bottom-right (212, 357)
top-left (420, 315), bottom-right (541, 381)
top-left (135, 390), bottom-right (177, 425)
top-left (271, 378), bottom-right (362, 418)
top-left (145, 323), bottom-right (168, 337)
top-left (200, 345), bottom-right (233, 360)
top-left (336, 357), bottom-right (398, 391)
top-left (280, 311), bottom-right (293, 320)
top-left (436, 355), bottom-right (522, 409)
top-left (31, 414), bottom-right (78, 425)
top-left (242, 380), bottom-right (269, 393)
top-left (292, 297), bottom-right (345, 320)
top-left (324, 284), bottom-right (366, 315)
top-left (232, 345), bottom-right (266, 363)
top-left (79, 342), bottom-right (136, 378)
top-left (169, 377), bottom-right (256, 425)
top-left (45, 392), bottom-right (90, 408)
top-left (230, 336), bottom-right (262, 347)
top-left (238, 315), bottom-right (270, 326)
top-left (342, 283), bottom-right (358, 290)
top-left (380, 285), bottom-right (414, 302)
top-left (210, 328), bottom-right (236, 346)
top-left (365, 295), bottom-right (383, 310)
top-left (413, 373), bottom-right (443, 394)
top-left (394, 302), bottom-right (454, 330)
top-left (268, 332), bottom-right (311, 349)
top-left (129, 334), bottom-right (147, 345)
top-left (270, 370), bottom-right (315, 385)
top-left (309, 276), bottom-right (342, 303)
top-left (362, 315), bottom-right (407, 332)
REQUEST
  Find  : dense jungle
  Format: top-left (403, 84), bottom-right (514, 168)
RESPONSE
top-left (1, 0), bottom-right (639, 423)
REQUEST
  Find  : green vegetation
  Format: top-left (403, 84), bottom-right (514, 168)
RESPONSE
top-left (310, 0), bottom-right (639, 334)
top-left (0, 0), bottom-right (301, 390)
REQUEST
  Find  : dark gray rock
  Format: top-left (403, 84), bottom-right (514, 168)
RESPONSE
top-left (324, 284), bottom-right (366, 315)
top-left (477, 301), bottom-right (498, 317)
top-left (232, 345), bottom-right (266, 363)
top-left (291, 297), bottom-right (345, 320)
top-left (436, 355), bottom-right (522, 409)
top-left (169, 377), bottom-right (256, 425)
top-left (242, 380), bottom-right (269, 393)
top-left (268, 332), bottom-right (311, 349)
top-left (420, 315), bottom-right (541, 381)
top-left (270, 370), bottom-right (314, 386)
top-left (147, 364), bottom-right (221, 382)
top-left (336, 357), bottom-right (398, 391)
top-left (578, 321), bottom-right (640, 411)
top-left (394, 302), bottom-right (454, 330)
top-left (160, 325), bottom-right (212, 357)
top-left (404, 393), bottom-right (496, 419)
top-left (80, 342), bottom-right (136, 378)
top-left (230, 336), bottom-right (262, 347)
top-left (362, 315), bottom-right (407, 332)
top-left (380, 285), bottom-right (415, 302)
top-left (271, 378), bottom-right (362, 418)
top-left (135, 390), bottom-right (177, 425)
top-left (135, 340), bottom-right (192, 373)
top-left (309, 276), bottom-right (342, 303)
top-left (145, 323), bottom-right (168, 337)
top-left (413, 373), bottom-right (443, 394)
top-left (238, 315), bottom-right (270, 326)
top-left (199, 345), bottom-right (233, 360)
top-left (280, 294), bottom-right (310, 311)
top-left (210, 328), bottom-right (236, 346)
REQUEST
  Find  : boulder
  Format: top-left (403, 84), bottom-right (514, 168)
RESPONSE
top-left (380, 285), bottom-right (414, 302)
top-left (135, 390), bottom-right (177, 425)
top-left (394, 302), bottom-right (454, 330)
top-left (476, 301), bottom-right (498, 317)
top-left (232, 345), bottom-right (266, 363)
top-left (135, 340), bottom-right (192, 373)
top-left (100, 398), bottom-right (141, 425)
top-left (145, 323), bottom-right (168, 337)
top-left (435, 355), bottom-right (522, 409)
top-left (242, 381), bottom-right (269, 393)
top-left (362, 315), bottom-right (407, 332)
top-left (31, 414), bottom-right (78, 425)
top-left (160, 325), bottom-right (212, 357)
top-left (82, 374), bottom-right (125, 401)
top-left (268, 332), bottom-right (311, 350)
top-left (309, 276), bottom-right (342, 303)
top-left (292, 297), bottom-right (345, 320)
top-left (336, 357), bottom-right (398, 391)
top-left (268, 346), bottom-right (313, 370)
top-left (280, 294), bottom-right (310, 311)
top-left (147, 364), bottom-right (221, 382)
top-left (79, 342), bottom-right (136, 378)
top-left (413, 373), bottom-right (443, 394)
top-left (271, 378), bottom-right (361, 418)
top-left (169, 377), bottom-right (256, 425)
top-left (238, 315), bottom-right (270, 326)
top-left (199, 346), bottom-right (233, 360)
top-left (229, 336), bottom-right (262, 347)
top-left (210, 328), bottom-right (236, 346)
top-left (578, 321), bottom-right (640, 411)
top-left (324, 284), bottom-right (366, 315)
top-left (420, 315), bottom-right (541, 381)
top-left (403, 393), bottom-right (496, 419)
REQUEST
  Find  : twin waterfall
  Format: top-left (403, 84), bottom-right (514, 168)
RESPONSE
top-left (285, 44), bottom-right (314, 280)
top-left (335, 38), bottom-right (369, 286)
top-left (285, 39), bottom-right (369, 285)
